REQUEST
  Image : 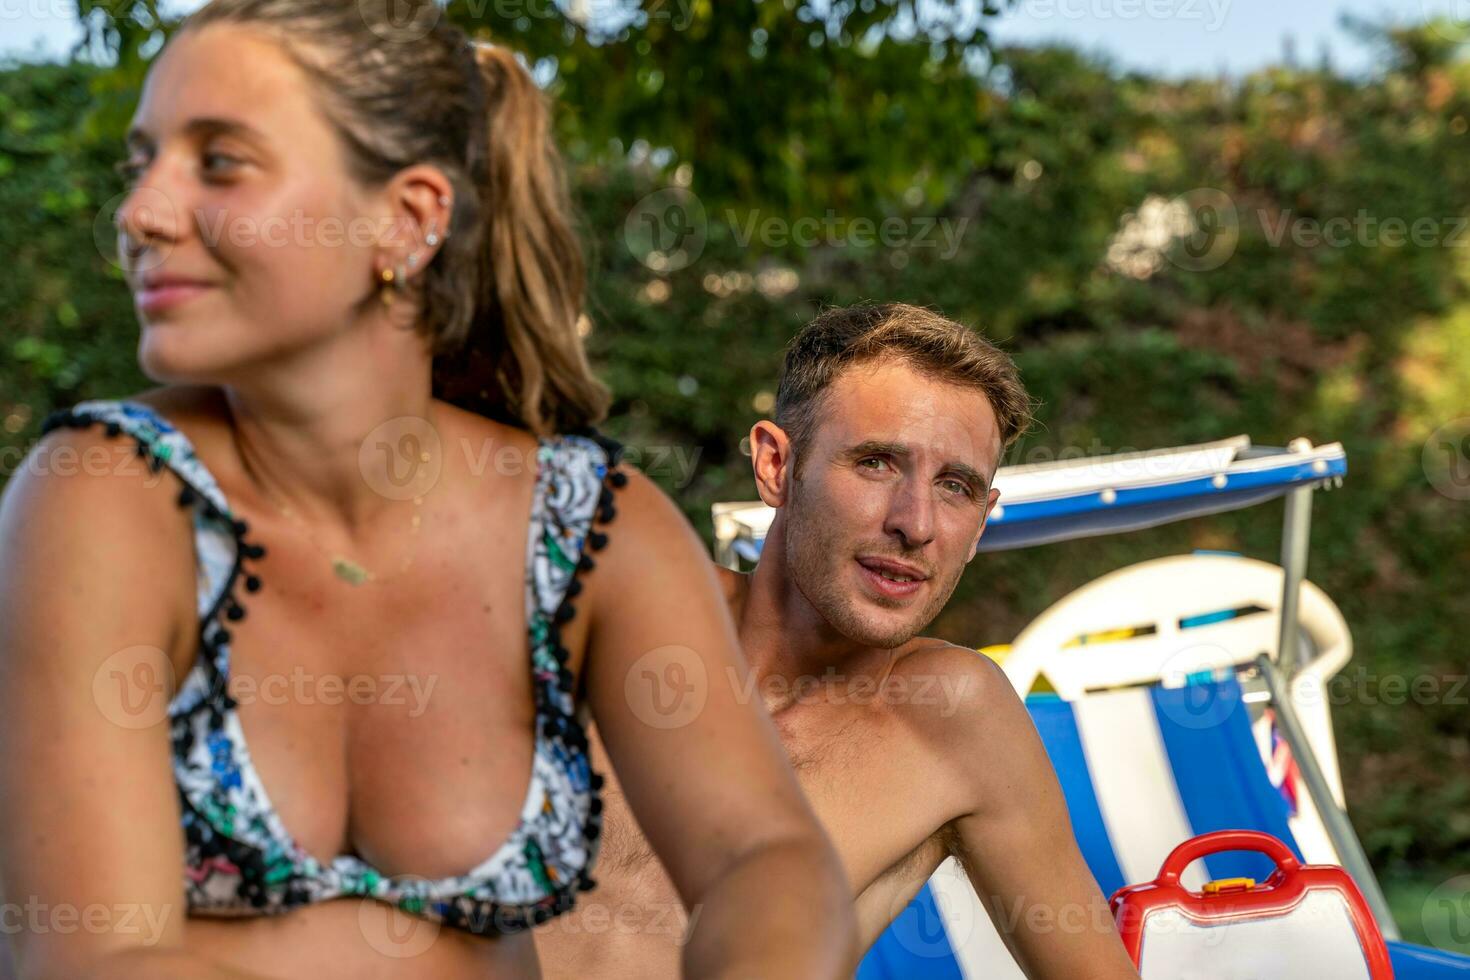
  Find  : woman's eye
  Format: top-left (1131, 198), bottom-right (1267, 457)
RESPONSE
top-left (112, 151), bottom-right (239, 185)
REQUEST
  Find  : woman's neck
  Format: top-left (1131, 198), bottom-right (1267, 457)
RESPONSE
top-left (219, 327), bottom-right (439, 533)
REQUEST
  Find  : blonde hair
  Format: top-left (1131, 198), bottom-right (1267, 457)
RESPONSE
top-left (182, 0), bottom-right (609, 435)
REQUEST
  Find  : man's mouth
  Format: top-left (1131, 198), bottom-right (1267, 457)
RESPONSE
top-left (855, 557), bottom-right (929, 597)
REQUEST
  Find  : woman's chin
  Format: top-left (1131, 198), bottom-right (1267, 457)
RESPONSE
top-left (137, 331), bottom-right (232, 386)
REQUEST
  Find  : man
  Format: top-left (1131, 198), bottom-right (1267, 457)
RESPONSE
top-left (536, 303), bottom-right (1139, 978)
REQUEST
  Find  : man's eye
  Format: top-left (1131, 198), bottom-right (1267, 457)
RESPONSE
top-left (942, 479), bottom-right (972, 497)
top-left (202, 152), bottom-right (242, 175)
top-left (114, 157), bottom-right (147, 184)
top-left (858, 457), bottom-right (887, 470)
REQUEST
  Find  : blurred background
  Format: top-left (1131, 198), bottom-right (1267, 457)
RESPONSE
top-left (2, 0), bottom-right (1467, 951)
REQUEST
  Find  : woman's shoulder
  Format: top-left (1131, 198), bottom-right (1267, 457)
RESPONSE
top-left (1, 389), bottom-right (200, 655)
top-left (42, 385), bottom-right (232, 459)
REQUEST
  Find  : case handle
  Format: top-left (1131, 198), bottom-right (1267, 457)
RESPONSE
top-left (1156, 830), bottom-right (1300, 887)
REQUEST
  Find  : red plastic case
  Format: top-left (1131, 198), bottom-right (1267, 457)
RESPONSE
top-left (1110, 830), bottom-right (1393, 979)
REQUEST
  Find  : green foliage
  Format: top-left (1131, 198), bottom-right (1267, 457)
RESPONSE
top-left (1, 5), bottom-right (1466, 884)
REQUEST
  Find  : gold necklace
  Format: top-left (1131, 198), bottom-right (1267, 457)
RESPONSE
top-left (232, 414), bottom-right (436, 587)
top-left (265, 491), bottom-right (424, 587)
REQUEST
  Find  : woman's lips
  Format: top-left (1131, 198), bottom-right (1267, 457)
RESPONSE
top-left (856, 559), bottom-right (925, 599)
top-left (136, 282), bottom-right (214, 314)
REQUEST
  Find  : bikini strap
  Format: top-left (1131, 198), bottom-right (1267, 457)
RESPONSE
top-left (41, 399), bottom-right (267, 710)
top-left (525, 428), bottom-right (628, 726)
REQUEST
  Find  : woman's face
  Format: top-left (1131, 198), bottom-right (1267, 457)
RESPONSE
top-left (117, 24), bottom-right (391, 383)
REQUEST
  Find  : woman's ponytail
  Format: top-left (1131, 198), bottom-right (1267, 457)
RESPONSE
top-left (433, 42), bottom-right (610, 436)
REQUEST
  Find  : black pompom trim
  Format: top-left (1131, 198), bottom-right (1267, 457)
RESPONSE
top-left (524, 426), bottom-right (629, 925)
top-left (40, 407), bottom-right (268, 699)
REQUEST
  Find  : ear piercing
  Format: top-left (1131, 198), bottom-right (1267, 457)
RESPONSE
top-left (379, 262), bottom-right (407, 307)
top-left (376, 203), bottom-right (448, 304)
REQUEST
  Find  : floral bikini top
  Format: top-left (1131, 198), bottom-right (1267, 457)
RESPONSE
top-left (42, 399), bottom-right (627, 936)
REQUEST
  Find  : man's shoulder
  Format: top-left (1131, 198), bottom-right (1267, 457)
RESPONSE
top-left (711, 563), bottom-right (750, 619)
top-left (886, 639), bottom-right (1030, 744)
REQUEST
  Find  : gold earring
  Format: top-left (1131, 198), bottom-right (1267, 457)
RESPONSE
top-left (379, 265), bottom-right (396, 308)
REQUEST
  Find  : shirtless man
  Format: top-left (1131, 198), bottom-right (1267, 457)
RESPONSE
top-left (536, 303), bottom-right (1140, 978)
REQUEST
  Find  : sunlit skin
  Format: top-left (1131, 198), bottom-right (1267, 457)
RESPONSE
top-left (0, 22), bottom-right (855, 980)
top-left (537, 357), bottom-right (1140, 979)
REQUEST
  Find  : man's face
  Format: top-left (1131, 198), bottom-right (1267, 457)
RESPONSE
top-left (782, 358), bottom-right (1003, 649)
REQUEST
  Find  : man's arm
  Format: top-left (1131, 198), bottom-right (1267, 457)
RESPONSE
top-left (919, 648), bottom-right (1140, 979)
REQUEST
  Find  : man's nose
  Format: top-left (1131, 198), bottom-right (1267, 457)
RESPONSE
top-left (884, 479), bottom-right (935, 549)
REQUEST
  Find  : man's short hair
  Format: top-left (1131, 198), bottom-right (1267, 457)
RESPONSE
top-left (773, 303), bottom-right (1034, 476)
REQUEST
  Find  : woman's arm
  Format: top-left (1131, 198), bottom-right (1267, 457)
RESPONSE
top-left (0, 427), bottom-right (280, 980)
top-left (581, 465), bottom-right (858, 980)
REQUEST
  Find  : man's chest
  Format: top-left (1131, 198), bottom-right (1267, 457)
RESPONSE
top-left (591, 702), bottom-right (959, 899)
top-left (778, 711), bottom-right (957, 893)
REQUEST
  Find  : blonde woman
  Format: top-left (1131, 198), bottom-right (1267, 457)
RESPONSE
top-left (0, 3), bottom-right (855, 978)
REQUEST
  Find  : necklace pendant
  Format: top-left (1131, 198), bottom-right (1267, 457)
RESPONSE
top-left (332, 557), bottom-right (372, 586)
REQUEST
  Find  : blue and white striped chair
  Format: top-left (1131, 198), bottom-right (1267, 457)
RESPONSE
top-left (858, 555), bottom-right (1470, 979)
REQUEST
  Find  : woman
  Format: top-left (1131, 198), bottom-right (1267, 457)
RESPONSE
top-left (0, 2), bottom-right (856, 977)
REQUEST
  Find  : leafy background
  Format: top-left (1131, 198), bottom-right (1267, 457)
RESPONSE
top-left (2, 0), bottom-right (1466, 949)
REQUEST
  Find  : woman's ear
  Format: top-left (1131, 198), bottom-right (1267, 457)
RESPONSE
top-left (750, 420), bottom-right (794, 508)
